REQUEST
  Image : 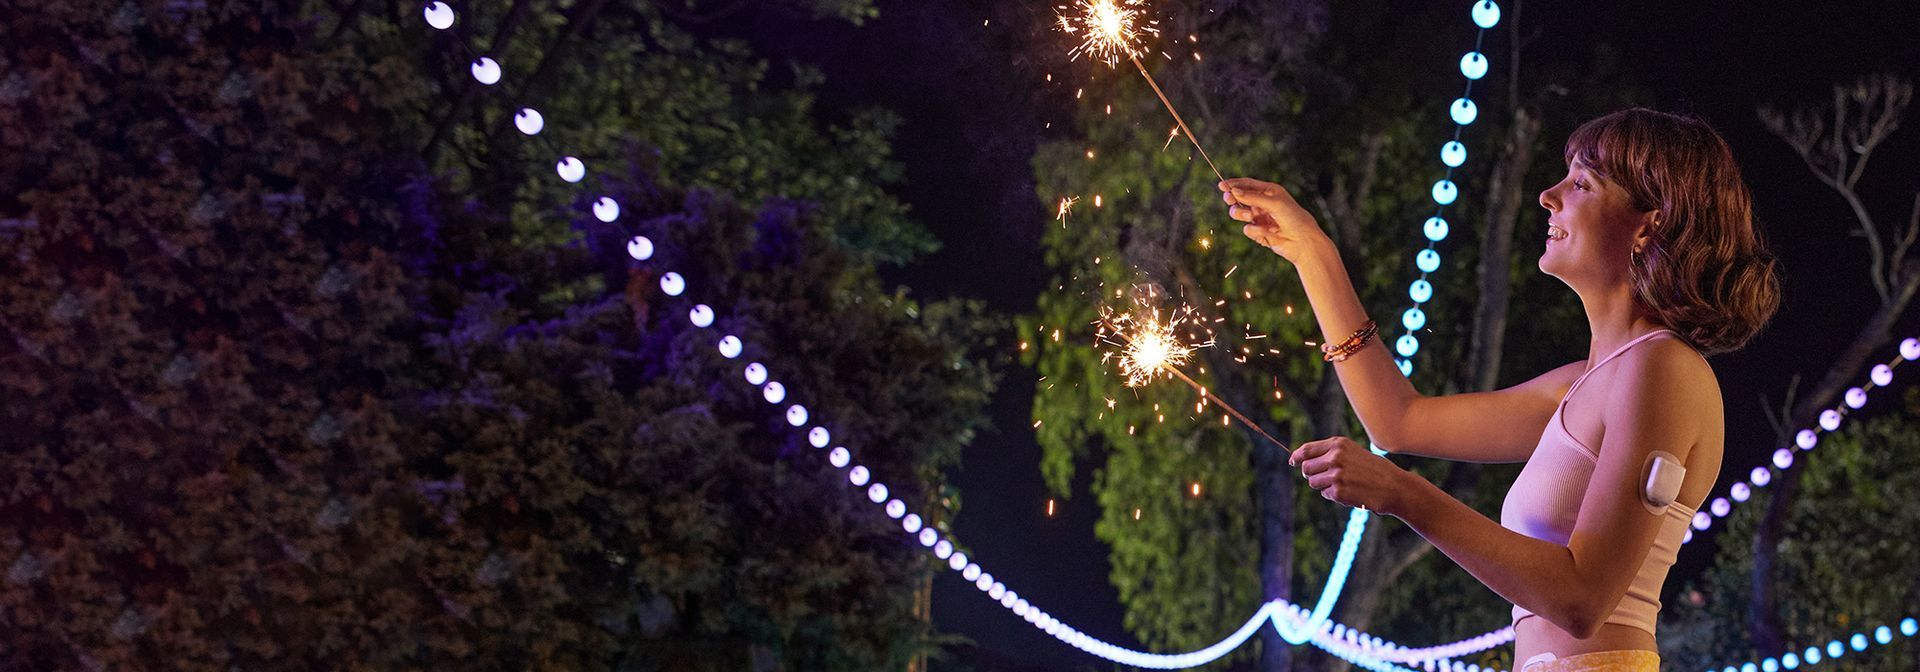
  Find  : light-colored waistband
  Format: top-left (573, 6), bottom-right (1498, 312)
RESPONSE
top-left (1521, 649), bottom-right (1660, 672)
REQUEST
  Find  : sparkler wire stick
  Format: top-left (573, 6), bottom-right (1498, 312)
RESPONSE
top-left (1162, 366), bottom-right (1287, 451)
top-left (1128, 52), bottom-right (1223, 183)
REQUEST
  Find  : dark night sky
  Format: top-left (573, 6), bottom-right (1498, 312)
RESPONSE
top-left (729, 1), bottom-right (1920, 669)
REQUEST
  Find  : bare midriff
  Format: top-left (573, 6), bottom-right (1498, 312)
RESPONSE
top-left (1514, 616), bottom-right (1656, 666)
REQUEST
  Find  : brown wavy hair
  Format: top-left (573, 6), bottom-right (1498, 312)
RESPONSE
top-left (1564, 108), bottom-right (1782, 355)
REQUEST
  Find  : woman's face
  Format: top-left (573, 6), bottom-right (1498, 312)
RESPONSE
top-left (1537, 159), bottom-right (1651, 287)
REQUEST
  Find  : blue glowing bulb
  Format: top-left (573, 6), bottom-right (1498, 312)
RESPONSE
top-left (423, 1), bottom-right (455, 29)
top-left (1761, 659), bottom-right (1777, 672)
top-left (1875, 626), bottom-right (1891, 644)
top-left (1451, 98), bottom-right (1478, 125)
top-left (1397, 358), bottom-right (1413, 377)
top-left (1432, 180), bottom-right (1458, 205)
top-left (1417, 249), bottom-right (1442, 273)
top-left (1459, 52), bottom-right (1488, 80)
top-left (1851, 634), bottom-right (1867, 651)
top-left (1900, 618), bottom-right (1916, 636)
top-left (626, 236), bottom-right (653, 261)
top-left (1740, 662), bottom-right (1756, 672)
top-left (515, 108), bottom-right (544, 136)
top-left (592, 196), bottom-right (619, 222)
top-left (556, 156), bottom-right (585, 183)
top-left (1826, 640), bottom-right (1843, 657)
top-left (1803, 646), bottom-right (1820, 664)
top-left (1395, 334), bottom-right (1420, 357)
top-left (1402, 308), bottom-right (1426, 331)
top-left (1472, 0), bottom-right (1501, 29)
top-left (1441, 141), bottom-right (1467, 167)
top-left (470, 57), bottom-right (501, 85)
top-left (1410, 279), bottom-right (1434, 304)
top-left (1425, 216), bottom-right (1451, 241)
top-left (1781, 653), bottom-right (1798, 670)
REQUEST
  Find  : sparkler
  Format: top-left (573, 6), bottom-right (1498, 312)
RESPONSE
top-left (1058, 0), bottom-right (1223, 182)
top-left (1096, 303), bottom-right (1289, 451)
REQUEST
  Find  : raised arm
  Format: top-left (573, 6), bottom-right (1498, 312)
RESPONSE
top-left (1223, 178), bottom-right (1575, 463)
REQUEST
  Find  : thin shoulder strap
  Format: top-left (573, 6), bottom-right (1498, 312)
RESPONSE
top-left (1563, 329), bottom-right (1680, 400)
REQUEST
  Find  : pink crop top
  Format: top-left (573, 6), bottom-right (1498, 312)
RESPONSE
top-left (1499, 329), bottom-right (1701, 637)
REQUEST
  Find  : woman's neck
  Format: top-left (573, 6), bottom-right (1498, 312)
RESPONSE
top-left (1578, 283), bottom-right (1665, 365)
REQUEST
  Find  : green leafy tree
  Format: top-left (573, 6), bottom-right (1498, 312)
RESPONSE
top-left (0, 1), bottom-right (997, 669)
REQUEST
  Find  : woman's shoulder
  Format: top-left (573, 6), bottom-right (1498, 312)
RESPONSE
top-left (1619, 333), bottom-right (1722, 409)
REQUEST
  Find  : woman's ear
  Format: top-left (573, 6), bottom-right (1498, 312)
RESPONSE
top-left (1632, 210), bottom-right (1661, 253)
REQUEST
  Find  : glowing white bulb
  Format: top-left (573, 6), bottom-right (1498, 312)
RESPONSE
top-left (1000, 590), bottom-right (1015, 607)
top-left (1710, 497), bottom-right (1730, 517)
top-left (1901, 337), bottom-right (1919, 360)
top-left (1014, 599), bottom-right (1029, 616)
top-left (1783, 653), bottom-right (1799, 670)
top-left (867, 483), bottom-right (888, 503)
top-left (1692, 512), bottom-right (1711, 530)
top-left (786, 404), bottom-right (808, 427)
top-left (1472, 0), bottom-right (1501, 28)
top-left (1804, 646), bottom-right (1821, 664)
top-left (1396, 334), bottom-right (1420, 357)
top-left (1732, 482), bottom-right (1750, 502)
top-left (1773, 448), bottom-right (1793, 469)
top-left (1402, 308), bottom-right (1427, 331)
top-left (1870, 363), bottom-right (1893, 386)
top-left (1826, 640), bottom-right (1842, 657)
top-left (423, 1), bottom-right (455, 29)
top-left (744, 363), bottom-right (768, 385)
top-left (963, 564), bottom-right (981, 581)
top-left (918, 528), bottom-right (938, 546)
top-left (592, 196), bottom-right (619, 222)
top-left (1450, 98), bottom-right (1478, 125)
top-left (659, 272), bottom-right (685, 296)
top-left (1397, 358), bottom-right (1413, 377)
top-left (1901, 617), bottom-right (1916, 636)
top-left (887, 499), bottom-right (907, 518)
top-left (1850, 633), bottom-right (1867, 651)
top-left (1417, 248), bottom-right (1442, 273)
top-left (689, 304), bottom-right (714, 328)
top-left (949, 551), bottom-right (968, 571)
top-left (763, 381), bottom-right (785, 404)
top-left (1796, 429), bottom-right (1817, 449)
top-left (1845, 387), bottom-right (1867, 409)
top-left (1410, 279), bottom-right (1434, 304)
top-left (470, 57), bottom-right (501, 85)
top-left (1432, 179), bottom-right (1458, 205)
top-left (626, 236), bottom-right (653, 261)
top-left (808, 427), bottom-right (830, 448)
top-left (1762, 660), bottom-right (1777, 672)
top-left (1819, 410), bottom-right (1841, 431)
top-left (1459, 52), bottom-right (1488, 80)
top-left (1425, 216), bottom-right (1450, 242)
top-left (1875, 626), bottom-right (1891, 644)
top-left (977, 572), bottom-right (993, 590)
top-left (1684, 529), bottom-right (1693, 544)
top-left (515, 108), bottom-right (544, 136)
top-left (717, 335), bottom-right (742, 359)
top-left (556, 156), bottom-right (585, 183)
top-left (989, 583), bottom-right (1006, 599)
top-left (903, 514), bottom-right (922, 533)
top-left (829, 447), bottom-right (850, 468)
top-left (934, 540), bottom-right (953, 558)
top-left (1751, 466), bottom-right (1771, 487)
top-left (849, 465), bottom-right (870, 486)
top-left (1441, 141), bottom-right (1467, 167)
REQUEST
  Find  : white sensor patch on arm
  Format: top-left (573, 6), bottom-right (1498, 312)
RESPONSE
top-left (1642, 450), bottom-right (1686, 514)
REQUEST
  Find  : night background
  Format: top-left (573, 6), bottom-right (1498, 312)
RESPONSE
top-left (2, 1), bottom-right (1918, 671)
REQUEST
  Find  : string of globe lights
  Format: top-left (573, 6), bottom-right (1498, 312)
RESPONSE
top-left (414, 3), bottom-right (1917, 671)
top-left (1680, 336), bottom-right (1920, 544)
top-left (1712, 618), bottom-right (1919, 672)
top-left (1388, 0), bottom-right (1504, 378)
top-left (413, 4), bottom-right (1505, 668)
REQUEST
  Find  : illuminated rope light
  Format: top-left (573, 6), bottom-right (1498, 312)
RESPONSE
top-left (1682, 336), bottom-right (1918, 543)
top-left (412, 7), bottom-right (1914, 672)
top-left (1393, 0), bottom-right (1502, 378)
top-left (1708, 616), bottom-right (1918, 672)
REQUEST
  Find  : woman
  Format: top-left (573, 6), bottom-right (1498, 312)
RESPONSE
top-left (1219, 109), bottom-right (1780, 672)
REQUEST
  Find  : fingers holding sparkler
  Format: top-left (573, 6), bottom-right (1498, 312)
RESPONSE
top-left (1096, 301), bottom-right (1288, 451)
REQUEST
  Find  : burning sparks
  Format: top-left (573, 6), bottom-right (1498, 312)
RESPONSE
top-left (1096, 301), bottom-right (1209, 388)
top-left (1056, 195), bottom-right (1080, 223)
top-left (1058, 0), bottom-right (1158, 67)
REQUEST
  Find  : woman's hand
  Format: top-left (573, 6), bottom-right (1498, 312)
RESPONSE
top-left (1291, 436), bottom-right (1412, 516)
top-left (1219, 177), bottom-right (1330, 263)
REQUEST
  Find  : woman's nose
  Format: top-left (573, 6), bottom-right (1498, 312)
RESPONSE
top-left (1538, 186), bottom-right (1559, 213)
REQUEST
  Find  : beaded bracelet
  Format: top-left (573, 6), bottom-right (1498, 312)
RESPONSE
top-left (1320, 319), bottom-right (1378, 363)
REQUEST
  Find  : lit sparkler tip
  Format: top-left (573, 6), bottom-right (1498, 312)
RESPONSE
top-left (1057, 0), bottom-right (1158, 67)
